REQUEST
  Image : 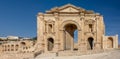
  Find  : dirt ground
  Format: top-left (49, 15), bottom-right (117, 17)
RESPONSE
top-left (36, 49), bottom-right (120, 59)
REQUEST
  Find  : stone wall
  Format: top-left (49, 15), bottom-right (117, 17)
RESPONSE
top-left (0, 53), bottom-right (34, 59)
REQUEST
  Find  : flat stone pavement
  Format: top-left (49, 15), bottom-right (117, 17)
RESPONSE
top-left (36, 49), bottom-right (120, 59)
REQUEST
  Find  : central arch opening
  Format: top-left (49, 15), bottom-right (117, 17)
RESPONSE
top-left (64, 24), bottom-right (78, 50)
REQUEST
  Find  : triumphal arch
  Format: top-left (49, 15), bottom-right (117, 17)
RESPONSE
top-left (37, 4), bottom-right (118, 53)
top-left (0, 4), bottom-right (119, 59)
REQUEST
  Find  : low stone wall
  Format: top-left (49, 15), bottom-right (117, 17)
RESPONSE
top-left (0, 53), bottom-right (34, 59)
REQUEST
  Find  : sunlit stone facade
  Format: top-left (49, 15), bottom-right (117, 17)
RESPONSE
top-left (37, 4), bottom-right (118, 53)
top-left (0, 4), bottom-right (118, 59)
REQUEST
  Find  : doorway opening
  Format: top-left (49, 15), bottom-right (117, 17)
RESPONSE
top-left (48, 38), bottom-right (54, 51)
top-left (88, 37), bottom-right (94, 50)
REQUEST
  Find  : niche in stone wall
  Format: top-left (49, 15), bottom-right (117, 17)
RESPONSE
top-left (89, 24), bottom-right (93, 32)
top-left (46, 19), bottom-right (55, 33)
top-left (48, 24), bottom-right (53, 33)
top-left (85, 19), bottom-right (95, 32)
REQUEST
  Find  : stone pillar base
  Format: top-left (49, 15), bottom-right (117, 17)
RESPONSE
top-left (94, 43), bottom-right (102, 50)
top-left (78, 43), bottom-right (87, 52)
top-left (53, 43), bottom-right (60, 52)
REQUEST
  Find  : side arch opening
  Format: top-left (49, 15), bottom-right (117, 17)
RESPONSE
top-left (107, 37), bottom-right (113, 48)
top-left (47, 38), bottom-right (54, 51)
top-left (87, 37), bottom-right (94, 50)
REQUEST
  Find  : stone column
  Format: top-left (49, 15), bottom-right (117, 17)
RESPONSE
top-left (52, 24), bottom-right (54, 33)
top-left (71, 33), bottom-right (74, 51)
top-left (46, 23), bottom-right (48, 33)
top-left (53, 24), bottom-right (55, 33)
top-left (115, 34), bottom-right (118, 48)
top-left (95, 16), bottom-right (101, 50)
top-left (37, 13), bottom-right (44, 51)
top-left (78, 30), bottom-right (85, 51)
top-left (44, 38), bottom-right (48, 52)
top-left (14, 45), bottom-right (15, 52)
top-left (78, 15), bottom-right (87, 52)
top-left (102, 35), bottom-right (105, 49)
top-left (54, 12), bottom-right (59, 52)
top-left (60, 30), bottom-right (64, 51)
top-left (3, 45), bottom-right (5, 52)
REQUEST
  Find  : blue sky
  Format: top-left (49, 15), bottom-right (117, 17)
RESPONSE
top-left (0, 0), bottom-right (120, 43)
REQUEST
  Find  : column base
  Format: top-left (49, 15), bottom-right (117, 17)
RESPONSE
top-left (78, 43), bottom-right (87, 52)
top-left (53, 43), bottom-right (60, 52)
top-left (94, 43), bottom-right (102, 50)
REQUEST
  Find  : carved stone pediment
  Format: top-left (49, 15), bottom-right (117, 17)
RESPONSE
top-left (46, 4), bottom-right (86, 14)
top-left (59, 6), bottom-right (80, 12)
top-left (45, 4), bottom-right (96, 14)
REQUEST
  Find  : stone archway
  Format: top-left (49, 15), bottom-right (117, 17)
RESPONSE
top-left (60, 20), bottom-right (81, 30)
top-left (87, 37), bottom-right (94, 50)
top-left (60, 20), bottom-right (81, 51)
top-left (64, 24), bottom-right (77, 50)
top-left (47, 38), bottom-right (54, 51)
top-left (107, 37), bottom-right (113, 48)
